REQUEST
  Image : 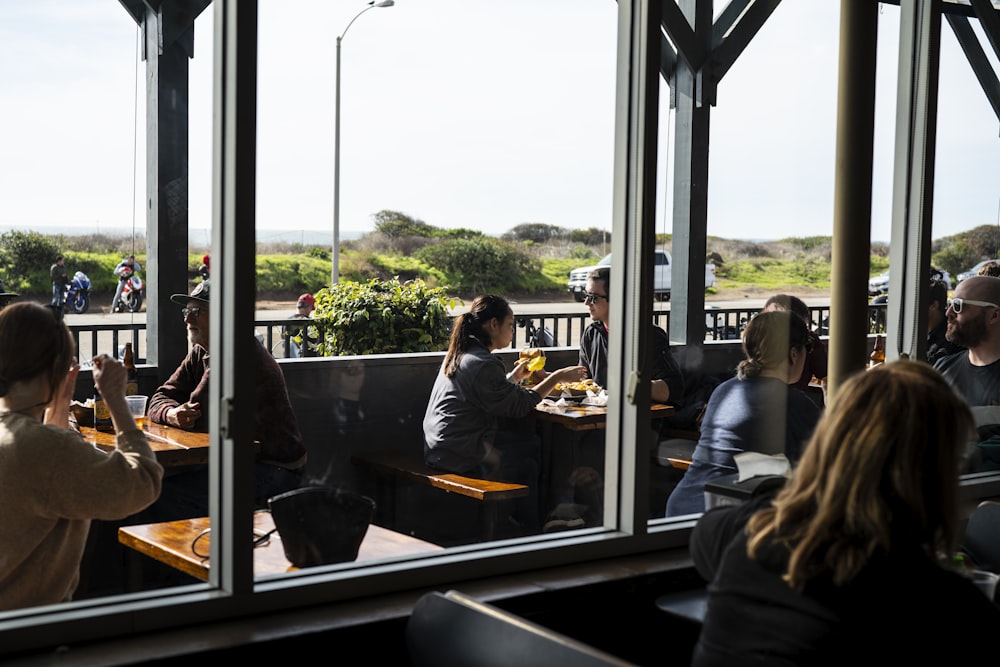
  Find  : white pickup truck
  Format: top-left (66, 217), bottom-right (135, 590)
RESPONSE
top-left (568, 250), bottom-right (716, 302)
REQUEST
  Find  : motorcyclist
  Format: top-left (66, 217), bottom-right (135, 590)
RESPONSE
top-left (112, 255), bottom-right (142, 313)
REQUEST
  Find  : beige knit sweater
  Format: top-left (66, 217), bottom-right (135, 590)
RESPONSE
top-left (0, 413), bottom-right (163, 611)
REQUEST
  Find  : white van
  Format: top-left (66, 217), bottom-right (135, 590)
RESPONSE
top-left (568, 250), bottom-right (716, 301)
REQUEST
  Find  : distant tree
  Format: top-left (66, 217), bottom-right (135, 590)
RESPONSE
top-left (570, 227), bottom-right (610, 246)
top-left (783, 236), bottom-right (833, 252)
top-left (372, 210), bottom-right (439, 238)
top-left (502, 223), bottom-right (568, 244)
top-left (437, 227), bottom-right (484, 240)
top-left (932, 225), bottom-right (1000, 276)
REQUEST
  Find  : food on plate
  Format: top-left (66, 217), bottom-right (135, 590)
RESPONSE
top-left (518, 347), bottom-right (546, 372)
top-left (554, 378), bottom-right (602, 395)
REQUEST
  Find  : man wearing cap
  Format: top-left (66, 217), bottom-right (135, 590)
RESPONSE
top-left (147, 281), bottom-right (307, 517)
top-left (284, 293), bottom-right (319, 358)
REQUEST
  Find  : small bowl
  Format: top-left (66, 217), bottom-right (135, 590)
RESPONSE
top-left (70, 401), bottom-right (94, 426)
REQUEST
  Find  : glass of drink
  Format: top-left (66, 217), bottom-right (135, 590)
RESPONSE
top-left (125, 395), bottom-right (149, 429)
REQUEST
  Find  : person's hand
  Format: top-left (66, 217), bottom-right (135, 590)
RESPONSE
top-left (92, 354), bottom-right (126, 400)
top-left (553, 365), bottom-right (587, 383)
top-left (532, 365), bottom-right (588, 398)
top-left (508, 358), bottom-right (533, 384)
top-left (44, 361), bottom-right (80, 427)
top-left (166, 402), bottom-right (202, 429)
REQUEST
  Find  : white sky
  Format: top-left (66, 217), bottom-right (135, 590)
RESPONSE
top-left (0, 1), bottom-right (997, 243)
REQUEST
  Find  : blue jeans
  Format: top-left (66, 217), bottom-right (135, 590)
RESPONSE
top-left (51, 284), bottom-right (63, 307)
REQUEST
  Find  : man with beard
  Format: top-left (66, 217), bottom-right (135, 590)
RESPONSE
top-left (934, 276), bottom-right (1000, 471)
top-left (926, 278), bottom-right (964, 366)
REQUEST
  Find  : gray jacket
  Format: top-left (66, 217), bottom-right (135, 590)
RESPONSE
top-left (423, 339), bottom-right (541, 473)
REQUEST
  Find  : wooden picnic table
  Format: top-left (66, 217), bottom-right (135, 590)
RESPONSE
top-left (79, 422), bottom-right (210, 468)
top-left (533, 399), bottom-right (674, 431)
top-left (118, 512), bottom-right (444, 581)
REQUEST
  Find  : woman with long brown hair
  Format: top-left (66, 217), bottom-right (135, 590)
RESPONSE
top-left (665, 310), bottom-right (821, 516)
top-left (689, 360), bottom-right (1000, 665)
top-left (0, 303), bottom-right (162, 610)
top-left (423, 295), bottom-right (585, 532)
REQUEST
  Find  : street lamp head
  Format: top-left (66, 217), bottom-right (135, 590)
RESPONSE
top-left (372, 1), bottom-right (394, 6)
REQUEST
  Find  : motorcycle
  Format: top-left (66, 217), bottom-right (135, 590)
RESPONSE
top-left (113, 265), bottom-right (144, 313)
top-left (63, 271), bottom-right (91, 314)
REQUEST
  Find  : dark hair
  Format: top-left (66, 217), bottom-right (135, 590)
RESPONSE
top-left (587, 266), bottom-right (610, 294)
top-left (738, 310), bottom-right (810, 380)
top-left (764, 294), bottom-right (810, 323)
top-left (977, 261), bottom-right (1000, 278)
top-left (443, 295), bottom-right (512, 377)
top-left (929, 279), bottom-right (948, 312)
top-left (0, 302), bottom-right (75, 399)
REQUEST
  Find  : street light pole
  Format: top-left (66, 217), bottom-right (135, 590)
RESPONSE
top-left (333, 0), bottom-right (394, 288)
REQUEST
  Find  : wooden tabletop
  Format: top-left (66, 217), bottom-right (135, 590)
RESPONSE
top-left (80, 423), bottom-right (210, 468)
top-left (118, 512), bottom-right (444, 581)
top-left (533, 400), bottom-right (674, 431)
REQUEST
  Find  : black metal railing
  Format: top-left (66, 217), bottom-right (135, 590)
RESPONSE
top-left (68, 303), bottom-right (885, 361)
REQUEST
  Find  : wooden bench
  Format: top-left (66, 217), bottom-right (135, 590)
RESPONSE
top-left (656, 431), bottom-right (698, 471)
top-left (351, 451), bottom-right (529, 542)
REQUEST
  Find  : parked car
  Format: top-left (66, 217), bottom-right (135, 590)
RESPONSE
top-left (868, 266), bottom-right (951, 296)
top-left (957, 259), bottom-right (999, 284)
top-left (868, 270), bottom-right (890, 296)
top-left (567, 250), bottom-right (717, 301)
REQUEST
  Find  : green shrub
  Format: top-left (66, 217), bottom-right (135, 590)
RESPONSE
top-left (0, 231), bottom-right (60, 290)
top-left (313, 277), bottom-right (456, 355)
top-left (415, 237), bottom-right (540, 294)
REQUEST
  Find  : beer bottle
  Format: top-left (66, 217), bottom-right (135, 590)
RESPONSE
top-left (93, 385), bottom-right (114, 432)
top-left (869, 334), bottom-right (886, 368)
top-left (123, 342), bottom-right (138, 396)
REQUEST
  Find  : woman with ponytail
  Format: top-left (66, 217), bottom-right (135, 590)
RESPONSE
top-left (665, 310), bottom-right (821, 517)
top-left (423, 295), bottom-right (585, 533)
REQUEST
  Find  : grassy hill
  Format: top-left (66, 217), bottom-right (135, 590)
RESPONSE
top-left (4, 221), bottom-right (997, 304)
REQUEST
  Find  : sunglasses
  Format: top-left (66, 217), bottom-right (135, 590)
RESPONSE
top-left (583, 292), bottom-right (608, 305)
top-left (949, 298), bottom-right (999, 314)
top-left (181, 307), bottom-right (204, 319)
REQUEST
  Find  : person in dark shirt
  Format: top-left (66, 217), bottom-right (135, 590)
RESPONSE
top-left (762, 294), bottom-right (827, 406)
top-left (926, 277), bottom-right (963, 365)
top-left (689, 360), bottom-right (1000, 666)
top-left (423, 294), bottom-right (585, 533)
top-left (146, 280), bottom-right (306, 517)
top-left (578, 266), bottom-right (684, 405)
top-left (49, 255), bottom-right (68, 308)
top-left (284, 292), bottom-right (320, 358)
top-left (933, 275), bottom-right (1000, 408)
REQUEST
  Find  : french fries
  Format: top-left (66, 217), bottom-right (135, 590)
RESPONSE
top-left (554, 378), bottom-right (602, 394)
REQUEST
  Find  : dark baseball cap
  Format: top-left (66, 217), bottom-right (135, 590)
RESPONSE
top-left (170, 280), bottom-right (210, 306)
